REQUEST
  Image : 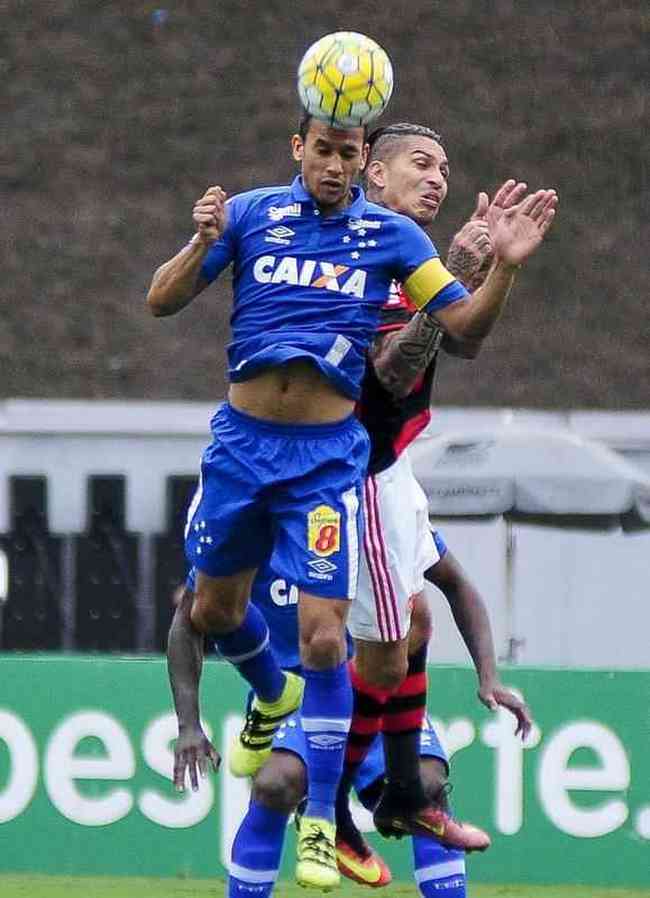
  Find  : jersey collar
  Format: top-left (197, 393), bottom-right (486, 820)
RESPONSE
top-left (290, 176), bottom-right (367, 219)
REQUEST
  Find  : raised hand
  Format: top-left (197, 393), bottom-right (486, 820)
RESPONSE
top-left (193, 185), bottom-right (228, 246)
top-left (446, 193), bottom-right (492, 284)
top-left (173, 724), bottom-right (221, 792)
top-left (487, 179), bottom-right (528, 230)
top-left (478, 680), bottom-right (533, 740)
top-left (446, 181), bottom-right (529, 286)
top-left (489, 189), bottom-right (558, 267)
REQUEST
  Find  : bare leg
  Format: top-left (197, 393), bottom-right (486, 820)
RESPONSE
top-left (190, 568), bottom-right (257, 635)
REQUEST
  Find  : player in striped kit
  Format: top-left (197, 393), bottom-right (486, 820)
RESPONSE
top-left (328, 125), bottom-right (535, 867)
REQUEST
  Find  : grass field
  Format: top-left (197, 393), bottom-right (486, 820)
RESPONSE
top-left (1, 877), bottom-right (648, 898)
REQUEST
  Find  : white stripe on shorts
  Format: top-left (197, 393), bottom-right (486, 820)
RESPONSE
top-left (362, 479), bottom-right (389, 641)
top-left (183, 465), bottom-right (203, 540)
top-left (341, 485), bottom-right (360, 600)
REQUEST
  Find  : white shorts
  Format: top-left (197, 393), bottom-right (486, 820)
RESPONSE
top-left (347, 450), bottom-right (439, 643)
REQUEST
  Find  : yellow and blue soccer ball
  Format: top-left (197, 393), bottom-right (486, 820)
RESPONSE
top-left (297, 31), bottom-right (394, 128)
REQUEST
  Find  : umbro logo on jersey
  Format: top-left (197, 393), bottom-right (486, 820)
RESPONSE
top-left (265, 225), bottom-right (295, 246)
top-left (253, 255), bottom-right (367, 297)
top-left (268, 202), bottom-right (301, 222)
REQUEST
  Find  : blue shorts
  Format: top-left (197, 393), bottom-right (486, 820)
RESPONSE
top-left (185, 403), bottom-right (369, 599)
top-left (272, 712), bottom-right (448, 809)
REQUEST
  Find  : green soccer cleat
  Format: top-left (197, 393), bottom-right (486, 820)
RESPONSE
top-left (296, 816), bottom-right (340, 892)
top-left (228, 671), bottom-right (304, 778)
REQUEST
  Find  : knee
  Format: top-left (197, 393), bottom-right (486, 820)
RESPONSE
top-left (371, 656), bottom-right (408, 691)
top-left (301, 626), bottom-right (345, 669)
top-left (300, 595), bottom-right (348, 669)
top-left (252, 756), bottom-right (306, 814)
top-left (190, 589), bottom-right (245, 635)
top-left (356, 650), bottom-right (408, 692)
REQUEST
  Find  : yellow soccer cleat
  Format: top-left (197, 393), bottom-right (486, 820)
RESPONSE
top-left (228, 671), bottom-right (304, 778)
top-left (296, 816), bottom-right (340, 892)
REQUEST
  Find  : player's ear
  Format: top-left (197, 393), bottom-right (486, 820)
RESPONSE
top-left (291, 134), bottom-right (304, 163)
top-left (360, 142), bottom-right (369, 171)
top-left (365, 159), bottom-right (385, 190)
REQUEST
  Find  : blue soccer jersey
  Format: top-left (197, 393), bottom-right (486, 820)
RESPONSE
top-left (249, 564), bottom-right (302, 671)
top-left (198, 176), bottom-right (468, 399)
top-left (248, 562), bottom-right (353, 670)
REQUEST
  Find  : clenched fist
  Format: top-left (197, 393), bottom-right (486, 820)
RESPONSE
top-left (193, 185), bottom-right (228, 246)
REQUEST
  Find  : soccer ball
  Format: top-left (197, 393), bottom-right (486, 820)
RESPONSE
top-left (297, 31), bottom-right (394, 129)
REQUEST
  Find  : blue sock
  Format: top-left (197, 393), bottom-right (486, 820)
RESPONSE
top-left (213, 603), bottom-right (285, 702)
top-left (412, 835), bottom-right (466, 897)
top-left (228, 799), bottom-right (289, 898)
top-left (301, 662), bottom-right (352, 823)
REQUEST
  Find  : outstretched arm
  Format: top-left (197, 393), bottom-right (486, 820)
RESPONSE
top-left (167, 586), bottom-right (221, 790)
top-left (445, 180), bottom-right (528, 291)
top-left (372, 181), bottom-right (534, 395)
top-left (425, 550), bottom-right (532, 739)
top-left (146, 186), bottom-right (228, 317)
top-left (428, 188), bottom-right (558, 343)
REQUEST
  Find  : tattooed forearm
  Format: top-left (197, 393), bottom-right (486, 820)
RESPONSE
top-left (465, 255), bottom-right (494, 292)
top-left (371, 312), bottom-right (443, 398)
top-left (446, 244), bottom-right (484, 287)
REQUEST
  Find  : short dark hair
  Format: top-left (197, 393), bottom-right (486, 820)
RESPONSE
top-left (366, 122), bottom-right (444, 165)
top-left (297, 108), bottom-right (368, 141)
top-left (298, 109), bottom-right (313, 141)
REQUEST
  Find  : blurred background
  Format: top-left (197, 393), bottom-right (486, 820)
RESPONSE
top-left (1, 2), bottom-right (648, 893)
top-left (3, 1), bottom-right (648, 405)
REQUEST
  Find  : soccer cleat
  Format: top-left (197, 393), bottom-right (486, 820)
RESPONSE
top-left (332, 794), bottom-right (392, 888)
top-left (295, 816), bottom-right (340, 892)
top-left (373, 794), bottom-right (491, 852)
top-left (336, 833), bottom-right (392, 888)
top-left (228, 671), bottom-right (304, 778)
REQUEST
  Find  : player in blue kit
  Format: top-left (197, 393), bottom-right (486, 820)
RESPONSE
top-left (173, 532), bottom-right (526, 898)
top-left (150, 110), bottom-right (557, 889)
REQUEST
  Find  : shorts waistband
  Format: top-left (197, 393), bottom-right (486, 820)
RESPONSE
top-left (219, 402), bottom-right (359, 438)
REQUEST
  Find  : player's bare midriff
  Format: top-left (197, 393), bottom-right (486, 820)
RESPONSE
top-left (229, 360), bottom-right (354, 424)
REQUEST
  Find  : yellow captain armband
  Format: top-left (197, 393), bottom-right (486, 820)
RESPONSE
top-left (403, 258), bottom-right (457, 310)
